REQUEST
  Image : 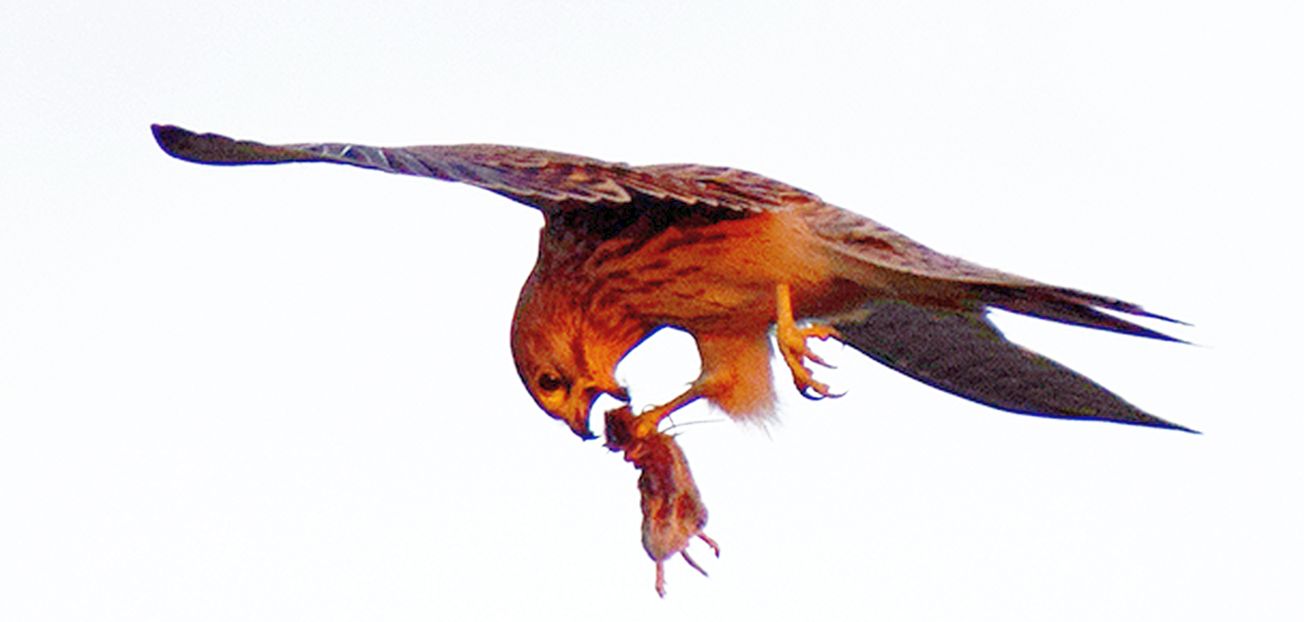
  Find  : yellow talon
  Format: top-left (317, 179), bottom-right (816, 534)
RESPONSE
top-left (775, 284), bottom-right (843, 400)
top-left (630, 388), bottom-right (705, 439)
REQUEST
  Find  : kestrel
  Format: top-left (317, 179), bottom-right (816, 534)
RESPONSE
top-left (151, 123), bottom-right (1191, 439)
top-left (153, 123), bottom-right (1192, 594)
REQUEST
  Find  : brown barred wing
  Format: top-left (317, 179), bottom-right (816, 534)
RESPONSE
top-left (151, 124), bottom-right (808, 214)
top-left (801, 201), bottom-right (1185, 342)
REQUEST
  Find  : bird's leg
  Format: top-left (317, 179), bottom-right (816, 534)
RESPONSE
top-left (774, 283), bottom-right (843, 400)
top-left (631, 388), bottom-right (704, 440)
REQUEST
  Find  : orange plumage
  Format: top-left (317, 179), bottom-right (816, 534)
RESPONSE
top-left (152, 123), bottom-right (1193, 593)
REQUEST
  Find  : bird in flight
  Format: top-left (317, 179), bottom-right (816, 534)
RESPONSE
top-left (152, 123), bottom-right (1190, 438)
top-left (152, 123), bottom-right (1192, 592)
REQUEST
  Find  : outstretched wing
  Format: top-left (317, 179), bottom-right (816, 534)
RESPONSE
top-left (800, 201), bottom-right (1186, 342)
top-left (151, 124), bottom-right (818, 214)
top-left (831, 299), bottom-right (1194, 432)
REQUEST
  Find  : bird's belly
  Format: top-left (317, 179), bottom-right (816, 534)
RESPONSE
top-left (586, 211), bottom-right (869, 334)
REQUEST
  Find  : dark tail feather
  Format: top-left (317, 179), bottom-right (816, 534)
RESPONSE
top-left (831, 300), bottom-right (1196, 432)
top-left (978, 285), bottom-right (1188, 343)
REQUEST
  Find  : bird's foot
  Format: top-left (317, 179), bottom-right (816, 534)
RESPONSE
top-left (778, 323), bottom-right (843, 399)
top-left (625, 388), bottom-right (704, 440)
top-left (775, 284), bottom-right (843, 400)
top-left (632, 405), bottom-right (669, 441)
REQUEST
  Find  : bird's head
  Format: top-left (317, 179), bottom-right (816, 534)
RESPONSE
top-left (510, 289), bottom-right (643, 440)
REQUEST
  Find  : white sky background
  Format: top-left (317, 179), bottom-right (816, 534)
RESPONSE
top-left (2, 1), bottom-right (1300, 619)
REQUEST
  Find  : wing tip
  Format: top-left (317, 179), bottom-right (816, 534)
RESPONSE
top-left (151, 123), bottom-right (241, 164)
top-left (1008, 407), bottom-right (1199, 434)
top-left (1127, 305), bottom-right (1192, 328)
top-left (151, 123), bottom-right (198, 160)
top-left (150, 123), bottom-right (308, 165)
top-left (985, 285), bottom-right (1192, 344)
top-left (1137, 326), bottom-right (1191, 345)
top-left (1126, 417), bottom-right (1200, 435)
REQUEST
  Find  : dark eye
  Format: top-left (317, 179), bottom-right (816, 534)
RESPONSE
top-left (537, 372), bottom-right (566, 392)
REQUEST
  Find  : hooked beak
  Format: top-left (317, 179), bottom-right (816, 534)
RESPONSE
top-left (561, 408), bottom-right (598, 441)
top-left (557, 383), bottom-right (630, 441)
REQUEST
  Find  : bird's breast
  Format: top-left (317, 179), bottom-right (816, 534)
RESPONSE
top-left (576, 210), bottom-right (862, 334)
